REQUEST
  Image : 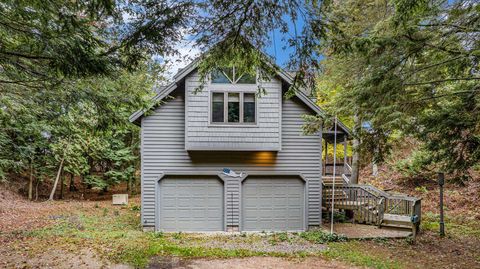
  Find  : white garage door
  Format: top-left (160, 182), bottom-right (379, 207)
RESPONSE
top-left (159, 177), bottom-right (224, 231)
top-left (242, 177), bottom-right (305, 231)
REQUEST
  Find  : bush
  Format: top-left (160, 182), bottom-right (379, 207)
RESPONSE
top-left (393, 149), bottom-right (436, 179)
top-left (299, 230), bottom-right (347, 244)
top-left (153, 231), bottom-right (164, 238)
top-left (268, 232), bottom-right (290, 245)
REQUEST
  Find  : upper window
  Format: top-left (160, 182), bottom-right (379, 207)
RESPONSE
top-left (211, 92), bottom-right (256, 124)
top-left (211, 67), bottom-right (256, 84)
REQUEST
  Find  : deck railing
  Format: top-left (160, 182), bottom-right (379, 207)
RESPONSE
top-left (323, 183), bottom-right (421, 227)
top-left (324, 163), bottom-right (351, 177)
top-left (323, 184), bottom-right (385, 225)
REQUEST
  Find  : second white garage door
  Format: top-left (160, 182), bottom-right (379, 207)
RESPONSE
top-left (159, 176), bottom-right (224, 231)
top-left (242, 177), bottom-right (305, 231)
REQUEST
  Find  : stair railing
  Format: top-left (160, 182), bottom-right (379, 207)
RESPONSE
top-left (323, 184), bottom-right (385, 225)
top-left (377, 197), bottom-right (385, 226)
top-left (362, 186), bottom-right (422, 227)
top-left (323, 181), bottom-right (421, 227)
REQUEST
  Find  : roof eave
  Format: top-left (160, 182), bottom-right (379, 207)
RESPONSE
top-left (128, 55), bottom-right (351, 136)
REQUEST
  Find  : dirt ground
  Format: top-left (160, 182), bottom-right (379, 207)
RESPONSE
top-left (333, 223), bottom-right (412, 239)
top-left (0, 185), bottom-right (357, 269)
top-left (1, 183), bottom-right (480, 269)
top-left (147, 256), bottom-right (359, 269)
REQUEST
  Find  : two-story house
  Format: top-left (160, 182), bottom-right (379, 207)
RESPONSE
top-left (130, 56), bottom-right (350, 232)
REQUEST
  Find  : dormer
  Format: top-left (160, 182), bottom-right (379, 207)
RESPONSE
top-left (184, 67), bottom-right (282, 151)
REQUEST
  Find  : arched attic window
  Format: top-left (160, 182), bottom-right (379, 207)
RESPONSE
top-left (211, 67), bottom-right (256, 84)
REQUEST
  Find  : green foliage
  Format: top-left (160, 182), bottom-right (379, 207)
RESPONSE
top-left (194, 1), bottom-right (330, 95)
top-left (130, 205), bottom-right (141, 211)
top-left (414, 186), bottom-right (428, 194)
top-left (394, 149), bottom-right (436, 179)
top-left (323, 242), bottom-right (403, 269)
top-left (173, 232), bottom-right (184, 240)
top-left (103, 208), bottom-right (109, 217)
top-left (0, 0), bottom-right (193, 92)
top-left (153, 232), bottom-right (164, 239)
top-left (317, 0), bottom-right (480, 178)
top-left (0, 63), bottom-right (156, 192)
top-left (299, 230), bottom-right (347, 244)
top-left (268, 232), bottom-right (291, 245)
top-left (421, 212), bottom-right (480, 238)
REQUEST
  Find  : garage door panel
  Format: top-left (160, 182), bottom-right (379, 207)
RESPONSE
top-left (242, 177), bottom-right (305, 231)
top-left (159, 177), bottom-right (223, 231)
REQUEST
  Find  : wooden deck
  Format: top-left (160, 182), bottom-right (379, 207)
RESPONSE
top-left (322, 178), bottom-right (421, 235)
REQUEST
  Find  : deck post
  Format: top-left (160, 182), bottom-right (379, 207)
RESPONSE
top-left (438, 173), bottom-right (445, 237)
top-left (343, 135), bottom-right (347, 175)
top-left (324, 140), bottom-right (328, 175)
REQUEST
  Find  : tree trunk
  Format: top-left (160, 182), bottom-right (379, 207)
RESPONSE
top-left (49, 158), bottom-right (65, 201)
top-left (372, 162), bottom-right (378, 177)
top-left (28, 161), bottom-right (34, 200)
top-left (35, 178), bottom-right (39, 201)
top-left (351, 112), bottom-right (360, 184)
top-left (86, 157), bottom-right (94, 189)
top-left (60, 169), bottom-right (64, 199)
top-left (69, 173), bottom-right (76, 192)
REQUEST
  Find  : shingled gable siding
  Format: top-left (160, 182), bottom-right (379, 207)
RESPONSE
top-left (140, 78), bottom-right (322, 230)
top-left (184, 71), bottom-right (282, 151)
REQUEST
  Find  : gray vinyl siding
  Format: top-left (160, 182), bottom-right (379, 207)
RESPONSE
top-left (141, 75), bottom-right (322, 229)
top-left (184, 71), bottom-right (281, 151)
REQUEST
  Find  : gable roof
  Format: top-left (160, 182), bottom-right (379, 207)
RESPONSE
top-left (129, 57), bottom-right (351, 136)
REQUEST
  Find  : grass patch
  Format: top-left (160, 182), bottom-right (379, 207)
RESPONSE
top-left (299, 230), bottom-right (347, 244)
top-left (112, 234), bottom-right (267, 267)
top-left (20, 204), bottom-right (272, 268)
top-left (421, 212), bottom-right (480, 238)
top-left (14, 201), bottom-right (479, 269)
top-left (322, 241), bottom-right (403, 269)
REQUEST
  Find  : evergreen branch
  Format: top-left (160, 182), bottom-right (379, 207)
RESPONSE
top-left (404, 77), bottom-right (480, 86)
top-left (404, 86), bottom-right (480, 104)
top-left (0, 51), bottom-right (54, 60)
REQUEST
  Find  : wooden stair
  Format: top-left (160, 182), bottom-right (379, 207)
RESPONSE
top-left (322, 176), bottom-right (421, 234)
top-left (322, 176), bottom-right (347, 187)
top-left (381, 214), bottom-right (413, 229)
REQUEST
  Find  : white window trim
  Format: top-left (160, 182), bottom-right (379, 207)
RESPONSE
top-left (210, 67), bottom-right (258, 85)
top-left (208, 89), bottom-right (259, 127)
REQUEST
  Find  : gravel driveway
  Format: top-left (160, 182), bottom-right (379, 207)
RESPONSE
top-left (173, 232), bottom-right (327, 254)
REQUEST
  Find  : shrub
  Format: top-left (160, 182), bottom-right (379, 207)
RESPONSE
top-left (153, 232), bottom-right (164, 238)
top-left (299, 230), bottom-right (347, 244)
top-left (130, 205), bottom-right (141, 211)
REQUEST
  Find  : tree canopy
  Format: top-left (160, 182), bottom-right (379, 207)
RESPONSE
top-left (1, 0), bottom-right (479, 198)
top-left (0, 0), bottom-right (192, 92)
top-left (316, 0), bottom-right (479, 179)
